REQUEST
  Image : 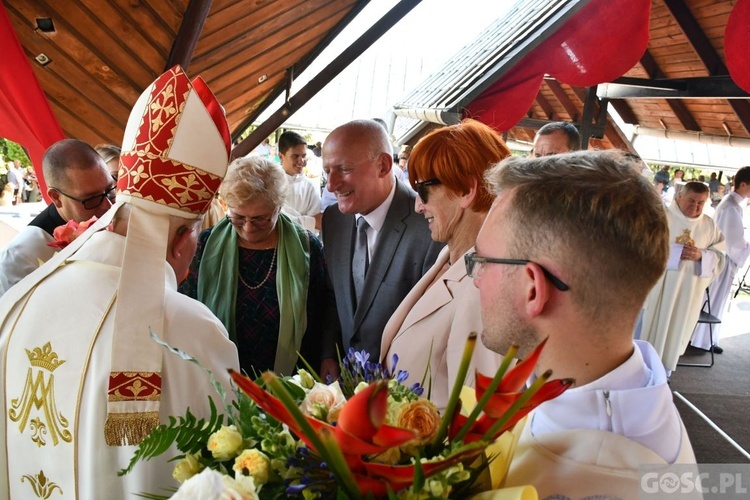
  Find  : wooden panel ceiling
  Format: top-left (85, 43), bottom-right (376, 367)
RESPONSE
top-left (508, 0), bottom-right (750, 150)
top-left (4, 0), bottom-right (366, 146)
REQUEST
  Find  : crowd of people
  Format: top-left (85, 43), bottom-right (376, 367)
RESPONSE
top-left (1, 62), bottom-right (748, 499)
top-left (0, 159), bottom-right (41, 206)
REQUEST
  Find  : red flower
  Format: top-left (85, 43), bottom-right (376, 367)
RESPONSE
top-left (448, 339), bottom-right (574, 443)
top-left (230, 372), bottom-right (415, 456)
top-left (230, 371), bottom-right (489, 496)
top-left (48, 216), bottom-right (98, 249)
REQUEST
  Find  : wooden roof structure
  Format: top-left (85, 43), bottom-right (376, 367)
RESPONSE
top-left (391, 0), bottom-right (750, 157)
top-left (2, 0), bottom-right (385, 148)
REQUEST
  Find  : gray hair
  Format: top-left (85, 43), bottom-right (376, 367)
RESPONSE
top-left (220, 156), bottom-right (287, 208)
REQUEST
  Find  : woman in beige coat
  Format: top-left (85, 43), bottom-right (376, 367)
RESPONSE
top-left (380, 119), bottom-right (511, 411)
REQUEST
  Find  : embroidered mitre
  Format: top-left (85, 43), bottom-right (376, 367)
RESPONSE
top-left (105, 66), bottom-right (231, 445)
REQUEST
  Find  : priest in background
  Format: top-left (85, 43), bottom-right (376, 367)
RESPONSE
top-left (690, 167), bottom-right (750, 353)
top-left (639, 181), bottom-right (725, 372)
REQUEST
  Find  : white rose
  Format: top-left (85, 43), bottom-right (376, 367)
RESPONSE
top-left (300, 381), bottom-right (346, 422)
top-left (170, 468), bottom-right (258, 500)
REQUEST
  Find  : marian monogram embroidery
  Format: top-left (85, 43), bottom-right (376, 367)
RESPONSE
top-left (8, 342), bottom-right (72, 447)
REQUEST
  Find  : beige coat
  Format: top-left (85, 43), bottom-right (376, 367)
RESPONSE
top-left (380, 246), bottom-right (503, 410)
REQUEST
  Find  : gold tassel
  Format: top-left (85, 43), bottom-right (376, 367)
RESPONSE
top-left (104, 411), bottom-right (160, 446)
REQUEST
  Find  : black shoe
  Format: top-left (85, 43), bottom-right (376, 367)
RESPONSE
top-left (712, 345), bottom-right (724, 354)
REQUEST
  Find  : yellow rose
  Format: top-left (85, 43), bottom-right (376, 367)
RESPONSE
top-left (172, 452), bottom-right (202, 483)
top-left (207, 425), bottom-right (244, 460)
top-left (233, 449), bottom-right (271, 486)
top-left (395, 399), bottom-right (440, 446)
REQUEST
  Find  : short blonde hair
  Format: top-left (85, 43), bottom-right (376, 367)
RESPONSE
top-left (220, 156), bottom-right (286, 208)
top-left (485, 150), bottom-right (668, 320)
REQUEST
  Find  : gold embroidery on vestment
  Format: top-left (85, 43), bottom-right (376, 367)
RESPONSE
top-left (675, 229), bottom-right (695, 246)
top-left (8, 343), bottom-right (71, 446)
top-left (20, 470), bottom-right (62, 498)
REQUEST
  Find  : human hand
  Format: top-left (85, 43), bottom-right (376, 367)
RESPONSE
top-left (319, 357), bottom-right (340, 382)
top-left (680, 245), bottom-right (702, 261)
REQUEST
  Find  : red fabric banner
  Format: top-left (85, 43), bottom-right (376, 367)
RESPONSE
top-left (466, 0), bottom-right (651, 133)
top-left (0, 4), bottom-right (65, 201)
top-left (725, 0), bottom-right (750, 94)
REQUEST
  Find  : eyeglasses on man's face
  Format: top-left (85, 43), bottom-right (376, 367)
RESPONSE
top-left (464, 251), bottom-right (570, 291)
top-left (413, 178), bottom-right (442, 204)
top-left (50, 185), bottom-right (117, 210)
top-left (225, 210), bottom-right (277, 228)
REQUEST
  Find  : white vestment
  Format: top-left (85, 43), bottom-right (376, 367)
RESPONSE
top-left (640, 202), bottom-right (725, 370)
top-left (504, 341), bottom-right (697, 498)
top-left (0, 226), bottom-right (55, 298)
top-left (284, 173), bottom-right (320, 233)
top-left (380, 246), bottom-right (502, 411)
top-left (691, 192), bottom-right (750, 349)
top-left (0, 231), bottom-right (240, 499)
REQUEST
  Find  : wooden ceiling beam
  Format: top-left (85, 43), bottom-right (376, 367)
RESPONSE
top-left (600, 75), bottom-right (750, 99)
top-left (661, 0), bottom-right (750, 135)
top-left (610, 99), bottom-right (638, 124)
top-left (165, 0), bottom-right (213, 71)
top-left (232, 0), bottom-right (423, 159)
top-left (638, 49), bottom-right (700, 131)
top-left (544, 78), bottom-right (579, 122)
top-left (534, 91), bottom-right (555, 120)
top-left (662, 0), bottom-right (727, 76)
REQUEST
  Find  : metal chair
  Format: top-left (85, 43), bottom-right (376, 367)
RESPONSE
top-left (678, 288), bottom-right (720, 368)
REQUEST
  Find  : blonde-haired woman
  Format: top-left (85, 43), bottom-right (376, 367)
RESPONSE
top-left (181, 156), bottom-right (336, 377)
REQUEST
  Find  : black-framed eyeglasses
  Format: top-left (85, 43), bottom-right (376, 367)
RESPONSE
top-left (50, 185), bottom-right (117, 210)
top-left (226, 210), bottom-right (277, 228)
top-left (414, 178), bottom-right (442, 203)
top-left (464, 252), bottom-right (570, 291)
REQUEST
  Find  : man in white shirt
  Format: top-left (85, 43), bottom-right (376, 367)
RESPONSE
top-left (0, 140), bottom-right (116, 297)
top-left (691, 166), bottom-right (750, 353)
top-left (470, 151), bottom-right (695, 498)
top-left (278, 131), bottom-right (321, 232)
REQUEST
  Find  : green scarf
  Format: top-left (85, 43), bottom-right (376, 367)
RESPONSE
top-left (197, 213), bottom-right (310, 374)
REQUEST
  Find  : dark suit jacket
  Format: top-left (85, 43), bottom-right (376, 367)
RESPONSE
top-left (322, 181), bottom-right (444, 359)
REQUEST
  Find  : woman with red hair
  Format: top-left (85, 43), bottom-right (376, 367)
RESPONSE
top-left (379, 119), bottom-right (511, 410)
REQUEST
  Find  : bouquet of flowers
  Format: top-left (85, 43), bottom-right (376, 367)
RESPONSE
top-left (121, 333), bottom-right (572, 499)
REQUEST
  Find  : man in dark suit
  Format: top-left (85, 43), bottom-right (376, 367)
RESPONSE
top-left (322, 119), bottom-right (443, 360)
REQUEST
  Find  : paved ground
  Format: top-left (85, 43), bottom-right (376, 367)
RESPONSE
top-left (716, 285), bottom-right (750, 342)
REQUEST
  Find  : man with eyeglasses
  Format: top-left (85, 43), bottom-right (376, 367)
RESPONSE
top-left (322, 119), bottom-right (443, 359)
top-left (471, 151), bottom-right (695, 497)
top-left (0, 139), bottom-right (115, 297)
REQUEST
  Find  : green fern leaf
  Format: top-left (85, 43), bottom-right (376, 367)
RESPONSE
top-left (118, 397), bottom-right (223, 476)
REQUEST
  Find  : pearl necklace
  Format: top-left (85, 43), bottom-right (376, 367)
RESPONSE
top-left (238, 246), bottom-right (277, 290)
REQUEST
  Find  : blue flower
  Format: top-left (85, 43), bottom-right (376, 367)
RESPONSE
top-left (354, 350), bottom-right (370, 367)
